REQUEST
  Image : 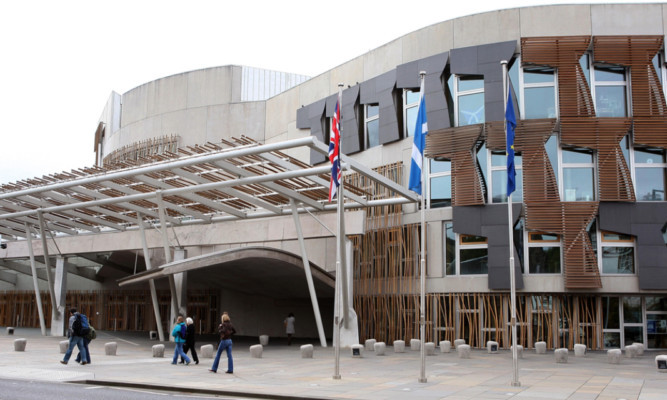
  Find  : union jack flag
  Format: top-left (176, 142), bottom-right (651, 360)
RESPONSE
top-left (328, 100), bottom-right (341, 202)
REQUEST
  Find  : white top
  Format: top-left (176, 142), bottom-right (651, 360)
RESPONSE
top-left (284, 316), bottom-right (295, 334)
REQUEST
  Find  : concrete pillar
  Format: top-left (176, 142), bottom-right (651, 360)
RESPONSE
top-left (51, 256), bottom-right (67, 336)
top-left (173, 248), bottom-right (188, 317)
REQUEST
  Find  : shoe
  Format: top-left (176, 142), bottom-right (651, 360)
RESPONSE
top-left (81, 362), bottom-right (87, 365)
top-left (209, 369), bottom-right (216, 373)
top-left (225, 371), bottom-right (233, 374)
top-left (60, 361), bottom-right (67, 365)
top-left (186, 361), bottom-right (191, 365)
top-left (171, 363), bottom-right (177, 365)
top-left (195, 361), bottom-right (199, 365)
top-left (179, 361), bottom-right (184, 364)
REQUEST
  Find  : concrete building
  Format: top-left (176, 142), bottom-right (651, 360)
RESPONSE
top-left (0, 3), bottom-right (666, 350)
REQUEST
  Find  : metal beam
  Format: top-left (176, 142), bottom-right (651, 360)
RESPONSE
top-left (0, 270), bottom-right (17, 285)
top-left (0, 259), bottom-right (47, 281)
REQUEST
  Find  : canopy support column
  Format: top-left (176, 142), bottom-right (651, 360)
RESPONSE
top-left (137, 212), bottom-right (165, 342)
top-left (37, 210), bottom-right (62, 335)
top-left (25, 223), bottom-right (46, 335)
top-left (156, 192), bottom-right (179, 330)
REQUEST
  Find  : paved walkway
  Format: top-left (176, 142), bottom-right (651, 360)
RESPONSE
top-left (1, 328), bottom-right (666, 400)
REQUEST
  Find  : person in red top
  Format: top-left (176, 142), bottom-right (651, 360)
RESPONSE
top-left (209, 312), bottom-right (236, 374)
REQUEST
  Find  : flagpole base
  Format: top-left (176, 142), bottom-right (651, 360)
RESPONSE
top-left (511, 381), bottom-right (521, 387)
top-left (333, 375), bottom-right (341, 380)
top-left (419, 378), bottom-right (427, 383)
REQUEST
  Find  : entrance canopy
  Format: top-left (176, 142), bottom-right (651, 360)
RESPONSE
top-left (0, 136), bottom-right (418, 241)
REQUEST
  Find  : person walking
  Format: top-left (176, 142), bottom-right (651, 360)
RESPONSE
top-left (209, 313), bottom-right (236, 374)
top-left (284, 312), bottom-right (295, 346)
top-left (171, 316), bottom-right (191, 365)
top-left (60, 308), bottom-right (87, 365)
top-left (180, 317), bottom-right (199, 364)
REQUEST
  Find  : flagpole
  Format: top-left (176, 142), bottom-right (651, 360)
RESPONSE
top-left (418, 71), bottom-right (427, 384)
top-left (333, 83), bottom-right (344, 380)
top-left (502, 60), bottom-right (520, 387)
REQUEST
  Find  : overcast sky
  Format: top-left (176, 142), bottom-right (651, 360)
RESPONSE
top-left (0, 0), bottom-right (658, 185)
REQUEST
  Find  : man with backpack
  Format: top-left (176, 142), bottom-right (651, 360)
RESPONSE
top-left (60, 308), bottom-right (88, 365)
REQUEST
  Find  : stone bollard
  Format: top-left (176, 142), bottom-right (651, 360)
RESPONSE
top-left (535, 341), bottom-right (547, 354)
top-left (393, 340), bottom-right (405, 353)
top-left (105, 342), bottom-right (117, 356)
top-left (607, 349), bottom-right (622, 364)
top-left (555, 348), bottom-right (568, 363)
top-left (351, 344), bottom-right (364, 358)
top-left (511, 345), bottom-right (524, 359)
top-left (487, 341), bottom-right (499, 354)
top-left (457, 344), bottom-right (471, 359)
top-left (632, 342), bottom-right (644, 356)
top-left (59, 340), bottom-right (69, 354)
top-left (200, 344), bottom-right (214, 358)
top-left (574, 344), bottom-right (586, 357)
top-left (655, 355), bottom-right (667, 372)
top-left (300, 344), bottom-right (313, 358)
top-left (624, 344), bottom-right (637, 358)
top-left (249, 344), bottom-right (263, 358)
top-left (410, 339), bottom-right (421, 351)
top-left (149, 331), bottom-right (158, 340)
top-left (364, 338), bottom-right (376, 351)
top-left (374, 342), bottom-right (386, 356)
top-left (425, 342), bottom-right (436, 355)
top-left (152, 344), bottom-right (165, 358)
top-left (7, 327), bottom-right (14, 335)
top-left (439, 340), bottom-right (451, 353)
top-left (14, 338), bottom-right (26, 352)
top-left (259, 335), bottom-right (269, 346)
top-left (454, 339), bottom-right (466, 349)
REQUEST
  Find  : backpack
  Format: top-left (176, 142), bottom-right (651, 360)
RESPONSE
top-left (85, 326), bottom-right (97, 340)
top-left (179, 323), bottom-right (187, 340)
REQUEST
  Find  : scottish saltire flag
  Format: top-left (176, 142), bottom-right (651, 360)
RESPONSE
top-left (506, 90), bottom-right (517, 196)
top-left (408, 91), bottom-right (428, 195)
top-left (328, 100), bottom-right (341, 202)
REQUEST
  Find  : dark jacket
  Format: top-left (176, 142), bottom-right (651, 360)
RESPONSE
top-left (218, 321), bottom-right (236, 340)
top-left (185, 324), bottom-right (196, 346)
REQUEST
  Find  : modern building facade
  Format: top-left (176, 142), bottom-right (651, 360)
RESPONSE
top-left (0, 3), bottom-right (666, 350)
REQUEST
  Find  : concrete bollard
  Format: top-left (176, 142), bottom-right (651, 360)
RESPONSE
top-left (632, 342), bottom-right (644, 356)
top-left (454, 339), bottom-right (466, 349)
top-left (457, 344), bottom-right (471, 359)
top-left (655, 355), bottom-right (667, 372)
top-left (535, 341), bottom-right (547, 354)
top-left (439, 340), bottom-right (451, 353)
top-left (607, 349), bottom-right (622, 364)
top-left (152, 344), bottom-right (165, 358)
top-left (364, 338), bottom-right (376, 351)
top-left (59, 340), bottom-right (69, 354)
top-left (149, 331), bottom-right (158, 340)
top-left (7, 327), bottom-right (14, 335)
top-left (300, 344), bottom-right (313, 358)
top-left (511, 345), bottom-right (524, 359)
top-left (393, 340), bottom-right (405, 353)
top-left (105, 342), bottom-right (117, 356)
top-left (259, 335), bottom-right (269, 346)
top-left (624, 344), bottom-right (637, 358)
top-left (425, 342), bottom-right (436, 355)
top-left (574, 344), bottom-right (586, 357)
top-left (249, 344), bottom-right (263, 358)
top-left (374, 342), bottom-right (386, 356)
top-left (487, 341), bottom-right (499, 354)
top-left (200, 344), bottom-right (214, 358)
top-left (351, 344), bottom-right (364, 358)
top-left (410, 338), bottom-right (420, 351)
top-left (14, 338), bottom-right (26, 352)
top-left (555, 348), bottom-right (568, 363)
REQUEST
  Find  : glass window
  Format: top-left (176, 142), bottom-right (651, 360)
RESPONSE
top-left (454, 76), bottom-right (484, 127)
top-left (527, 232), bottom-right (561, 274)
top-left (602, 247), bottom-right (634, 274)
top-left (365, 104), bottom-right (379, 149)
top-left (647, 296), bottom-right (667, 312)
top-left (602, 297), bottom-right (620, 329)
top-left (490, 151), bottom-right (523, 203)
top-left (589, 61), bottom-right (628, 118)
top-left (429, 159), bottom-right (451, 208)
top-left (445, 223), bottom-right (456, 276)
top-left (404, 89), bottom-right (419, 137)
top-left (460, 248), bottom-right (488, 275)
top-left (562, 148), bottom-right (596, 201)
top-left (623, 297), bottom-right (642, 324)
top-left (522, 67), bottom-right (557, 119)
top-left (634, 147), bottom-right (666, 201)
top-left (647, 296), bottom-right (667, 349)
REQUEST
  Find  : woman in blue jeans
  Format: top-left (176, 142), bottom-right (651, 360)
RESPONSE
top-left (171, 316), bottom-right (191, 365)
top-left (209, 312), bottom-right (236, 374)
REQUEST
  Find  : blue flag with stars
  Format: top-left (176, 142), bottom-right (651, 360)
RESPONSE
top-left (506, 90), bottom-right (516, 196)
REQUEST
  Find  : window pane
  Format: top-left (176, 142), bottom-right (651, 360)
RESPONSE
top-left (458, 93), bottom-right (484, 126)
top-left (524, 68), bottom-right (554, 84)
top-left (445, 223), bottom-right (456, 276)
top-left (460, 248), bottom-right (488, 275)
top-left (602, 297), bottom-right (620, 329)
top-left (635, 168), bottom-right (666, 201)
top-left (647, 314), bottom-right (667, 348)
top-left (546, 136), bottom-right (559, 187)
top-left (647, 296), bottom-right (667, 312)
top-left (491, 153), bottom-right (522, 167)
top-left (652, 54), bottom-right (662, 84)
top-left (366, 104), bottom-right (379, 118)
top-left (623, 297), bottom-right (642, 324)
top-left (525, 87), bottom-right (556, 119)
top-left (530, 233), bottom-right (559, 241)
top-left (624, 326), bottom-right (643, 345)
top-left (492, 169), bottom-right (523, 203)
top-left (595, 86), bottom-right (627, 117)
top-left (430, 175), bottom-right (451, 208)
top-left (602, 247), bottom-right (634, 274)
top-left (528, 247), bottom-right (561, 273)
top-left (366, 119), bottom-right (379, 148)
top-left (602, 232), bottom-right (632, 241)
top-left (563, 168), bottom-right (594, 201)
top-left (594, 67), bottom-right (626, 82)
top-left (461, 235), bottom-right (486, 244)
top-left (458, 76), bottom-right (484, 92)
top-left (406, 106), bottom-right (418, 137)
top-left (430, 159), bottom-right (451, 174)
top-left (562, 149), bottom-right (593, 164)
top-left (635, 148), bottom-right (666, 163)
top-left (406, 90), bottom-right (420, 104)
top-left (604, 332), bottom-right (621, 348)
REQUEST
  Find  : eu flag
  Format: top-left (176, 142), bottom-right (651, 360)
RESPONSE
top-left (506, 90), bottom-right (516, 196)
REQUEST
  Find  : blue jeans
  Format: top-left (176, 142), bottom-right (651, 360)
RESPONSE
top-left (211, 339), bottom-right (233, 372)
top-left (75, 337), bottom-right (91, 364)
top-left (172, 342), bottom-right (191, 364)
top-left (63, 336), bottom-right (87, 363)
